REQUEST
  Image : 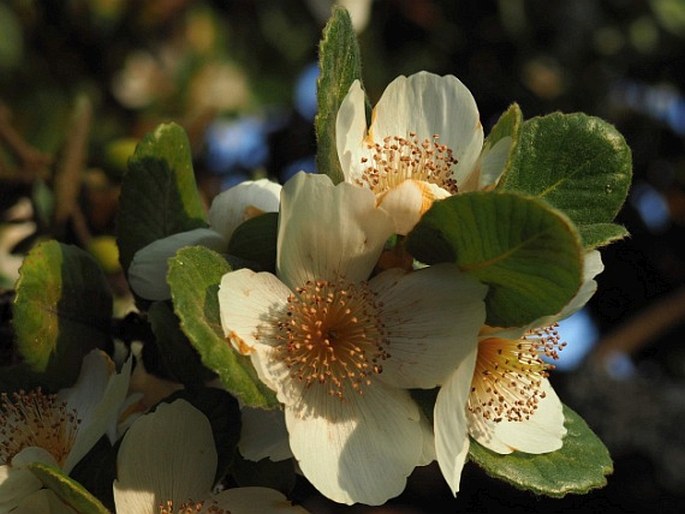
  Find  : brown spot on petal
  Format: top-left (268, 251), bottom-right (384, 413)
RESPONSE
top-left (229, 331), bottom-right (253, 355)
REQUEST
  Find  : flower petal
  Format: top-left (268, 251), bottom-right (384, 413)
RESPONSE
top-left (60, 351), bottom-right (133, 473)
top-left (113, 400), bottom-right (217, 511)
top-left (371, 264), bottom-right (486, 388)
top-left (128, 228), bottom-right (228, 300)
top-left (378, 180), bottom-right (451, 236)
top-left (239, 407), bottom-right (292, 462)
top-left (285, 383), bottom-right (424, 505)
top-left (0, 464), bottom-right (43, 513)
top-left (209, 179), bottom-right (282, 241)
top-left (210, 487), bottom-right (308, 514)
top-left (369, 72), bottom-right (484, 186)
top-left (434, 346), bottom-right (477, 495)
top-left (277, 173), bottom-right (393, 288)
top-left (336, 80), bottom-right (369, 182)
top-left (468, 378), bottom-right (566, 454)
top-left (11, 489), bottom-right (77, 514)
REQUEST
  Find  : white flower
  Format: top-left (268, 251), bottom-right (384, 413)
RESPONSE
top-left (128, 178), bottom-right (281, 300)
top-left (0, 350), bottom-right (133, 512)
top-left (218, 172), bottom-right (487, 505)
top-left (113, 399), bottom-right (308, 514)
top-left (434, 250), bottom-right (605, 495)
top-left (336, 71), bottom-right (486, 235)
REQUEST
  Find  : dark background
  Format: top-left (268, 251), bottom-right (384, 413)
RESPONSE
top-left (1, 1), bottom-right (683, 512)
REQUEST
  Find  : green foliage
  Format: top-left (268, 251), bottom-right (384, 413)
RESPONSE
top-left (497, 113), bottom-right (632, 249)
top-left (28, 463), bottom-right (110, 514)
top-left (227, 212), bottom-right (279, 273)
top-left (116, 122), bottom-right (207, 273)
top-left (315, 6), bottom-right (363, 183)
top-left (11, 241), bottom-right (112, 390)
top-left (167, 246), bottom-right (277, 408)
top-left (407, 192), bottom-right (583, 327)
top-left (468, 405), bottom-right (614, 497)
top-left (148, 301), bottom-right (216, 387)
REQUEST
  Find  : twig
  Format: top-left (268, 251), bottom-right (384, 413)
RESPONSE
top-left (0, 102), bottom-right (52, 180)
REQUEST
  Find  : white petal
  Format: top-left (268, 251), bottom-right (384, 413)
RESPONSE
top-left (371, 264), bottom-right (486, 388)
top-left (417, 413), bottom-right (436, 466)
top-left (113, 400), bottom-right (216, 511)
top-left (285, 383), bottom-right (423, 505)
top-left (378, 180), bottom-right (451, 236)
top-left (239, 407), bottom-right (292, 462)
top-left (11, 489), bottom-right (77, 514)
top-left (474, 135), bottom-right (512, 190)
top-left (369, 72), bottom-right (484, 186)
top-left (0, 464), bottom-right (43, 513)
top-left (336, 80), bottom-right (369, 182)
top-left (128, 228), bottom-right (227, 300)
top-left (277, 173), bottom-right (393, 288)
top-left (209, 179), bottom-right (282, 241)
top-left (60, 351), bottom-right (133, 473)
top-left (468, 379), bottom-right (566, 454)
top-left (219, 268), bottom-right (290, 352)
top-left (434, 346), bottom-right (477, 495)
top-left (209, 487), bottom-right (308, 514)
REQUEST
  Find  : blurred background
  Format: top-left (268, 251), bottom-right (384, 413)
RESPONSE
top-left (1, 1), bottom-right (683, 512)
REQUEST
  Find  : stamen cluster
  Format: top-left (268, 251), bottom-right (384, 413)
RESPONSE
top-left (276, 278), bottom-right (389, 399)
top-left (359, 132), bottom-right (459, 195)
top-left (159, 499), bottom-right (225, 514)
top-left (0, 389), bottom-right (79, 466)
top-left (469, 323), bottom-right (566, 423)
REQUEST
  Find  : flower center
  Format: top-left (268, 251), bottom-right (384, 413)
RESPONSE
top-left (276, 278), bottom-right (389, 399)
top-left (359, 132), bottom-right (459, 195)
top-left (159, 499), bottom-right (226, 514)
top-left (468, 324), bottom-right (565, 423)
top-left (0, 389), bottom-right (80, 466)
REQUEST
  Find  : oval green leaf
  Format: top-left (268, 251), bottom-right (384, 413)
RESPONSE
top-left (315, 6), bottom-right (363, 183)
top-left (167, 246), bottom-right (277, 408)
top-left (28, 462), bottom-right (110, 514)
top-left (406, 192), bottom-right (583, 327)
top-left (468, 404), bottom-right (613, 497)
top-left (497, 112), bottom-right (632, 248)
top-left (12, 241), bottom-right (112, 390)
top-left (116, 122), bottom-right (207, 272)
top-left (227, 212), bottom-right (278, 273)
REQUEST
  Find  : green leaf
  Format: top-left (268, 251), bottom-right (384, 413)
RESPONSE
top-left (28, 462), bottom-right (110, 514)
top-left (315, 6), bottom-right (363, 183)
top-left (578, 223), bottom-right (630, 249)
top-left (227, 212), bottom-right (278, 273)
top-left (116, 122), bottom-right (207, 272)
top-left (468, 405), bottom-right (613, 497)
top-left (148, 301), bottom-right (216, 387)
top-left (476, 103), bottom-right (522, 188)
top-left (406, 192), bottom-right (583, 327)
top-left (167, 246), bottom-right (277, 408)
top-left (12, 241), bottom-right (112, 390)
top-left (497, 113), bottom-right (632, 248)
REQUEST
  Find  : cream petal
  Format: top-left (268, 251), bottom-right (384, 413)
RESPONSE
top-left (277, 173), bottom-right (393, 288)
top-left (474, 135), bottom-right (512, 190)
top-left (369, 72), bottom-right (484, 186)
top-left (336, 80), bottom-right (369, 182)
top-left (209, 179), bottom-right (282, 241)
top-left (11, 489), bottom-right (77, 514)
top-left (417, 413), bottom-right (436, 466)
top-left (239, 407), bottom-right (292, 462)
top-left (61, 352), bottom-right (133, 473)
top-left (128, 228), bottom-right (228, 300)
top-left (371, 264), bottom-right (486, 388)
top-left (434, 347), bottom-right (477, 495)
top-left (285, 383), bottom-right (423, 505)
top-left (468, 379), bottom-right (566, 455)
top-left (0, 464), bottom-right (43, 513)
top-left (378, 180), bottom-right (451, 236)
top-left (209, 487), bottom-right (308, 514)
top-left (113, 400), bottom-right (216, 511)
